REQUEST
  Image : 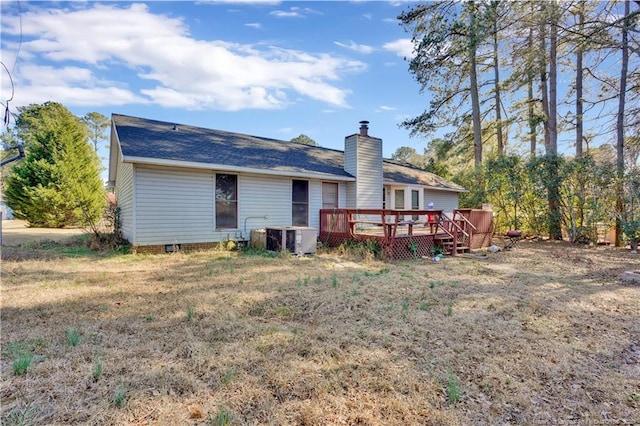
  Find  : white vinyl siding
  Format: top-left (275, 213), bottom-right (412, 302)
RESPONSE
top-left (424, 189), bottom-right (459, 216)
top-left (309, 180), bottom-right (324, 229)
top-left (239, 174), bottom-right (291, 236)
top-left (343, 134), bottom-right (383, 209)
top-left (355, 137), bottom-right (383, 209)
top-left (240, 175), bottom-right (324, 234)
top-left (119, 165), bottom-right (352, 246)
top-left (116, 160), bottom-right (134, 243)
top-left (344, 135), bottom-right (358, 208)
top-left (338, 182), bottom-right (347, 208)
top-left (134, 166), bottom-right (216, 245)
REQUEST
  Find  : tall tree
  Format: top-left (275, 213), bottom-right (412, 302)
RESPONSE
top-left (575, 0), bottom-right (585, 158)
top-left (82, 112), bottom-right (109, 153)
top-left (468, 1), bottom-right (483, 168)
top-left (547, 0), bottom-right (562, 240)
top-left (527, 11), bottom-right (538, 156)
top-left (398, 0), bottom-right (488, 170)
top-left (534, 0), bottom-right (563, 239)
top-left (4, 102), bottom-right (105, 228)
top-left (489, 0), bottom-right (505, 155)
top-left (290, 134), bottom-right (318, 146)
top-left (391, 146), bottom-right (425, 168)
top-left (615, 0), bottom-right (631, 246)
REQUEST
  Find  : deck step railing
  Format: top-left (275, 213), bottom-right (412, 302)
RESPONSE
top-left (319, 208), bottom-right (490, 259)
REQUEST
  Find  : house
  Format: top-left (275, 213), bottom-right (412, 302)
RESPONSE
top-left (108, 114), bottom-right (466, 253)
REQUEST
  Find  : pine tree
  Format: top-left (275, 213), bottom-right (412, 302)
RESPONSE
top-left (82, 112), bottom-right (110, 154)
top-left (398, 1), bottom-right (489, 170)
top-left (4, 102), bottom-right (105, 228)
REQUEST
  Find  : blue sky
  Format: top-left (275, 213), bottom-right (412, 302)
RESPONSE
top-left (1, 1), bottom-right (429, 168)
top-left (1, 1), bottom-right (634, 174)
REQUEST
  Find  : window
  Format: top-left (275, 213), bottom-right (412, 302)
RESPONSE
top-left (292, 180), bottom-right (308, 226)
top-left (215, 174), bottom-right (237, 229)
top-left (412, 190), bottom-right (420, 220)
top-left (394, 189), bottom-right (405, 209)
top-left (322, 182), bottom-right (338, 209)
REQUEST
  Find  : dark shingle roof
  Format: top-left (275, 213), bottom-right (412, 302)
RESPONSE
top-left (113, 114), bottom-right (351, 178)
top-left (383, 160), bottom-right (466, 191)
top-left (113, 114), bottom-right (465, 192)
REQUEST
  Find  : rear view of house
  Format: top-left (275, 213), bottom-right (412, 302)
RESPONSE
top-left (108, 115), bottom-right (466, 253)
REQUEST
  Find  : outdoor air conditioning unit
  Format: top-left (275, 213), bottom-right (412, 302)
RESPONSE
top-left (265, 226), bottom-right (317, 254)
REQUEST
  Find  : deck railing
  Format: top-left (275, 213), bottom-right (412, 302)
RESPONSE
top-left (319, 208), bottom-right (493, 259)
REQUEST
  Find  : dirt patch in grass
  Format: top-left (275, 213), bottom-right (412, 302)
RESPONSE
top-left (1, 220), bottom-right (86, 247)
top-left (1, 240), bottom-right (639, 425)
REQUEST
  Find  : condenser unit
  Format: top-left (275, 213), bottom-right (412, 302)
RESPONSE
top-left (265, 226), bottom-right (317, 254)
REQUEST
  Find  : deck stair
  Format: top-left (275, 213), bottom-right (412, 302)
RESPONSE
top-left (433, 210), bottom-right (476, 255)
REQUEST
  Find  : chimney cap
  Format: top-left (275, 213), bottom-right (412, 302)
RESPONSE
top-left (359, 120), bottom-right (369, 136)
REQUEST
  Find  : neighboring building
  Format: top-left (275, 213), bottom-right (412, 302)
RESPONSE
top-left (108, 114), bottom-right (465, 252)
top-left (0, 201), bottom-right (13, 220)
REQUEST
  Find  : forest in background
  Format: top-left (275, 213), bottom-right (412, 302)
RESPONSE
top-left (392, 0), bottom-right (638, 247)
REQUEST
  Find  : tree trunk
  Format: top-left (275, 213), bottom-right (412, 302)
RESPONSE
top-left (539, 20), bottom-right (551, 151)
top-left (528, 24), bottom-right (537, 156)
top-left (493, 18), bottom-right (504, 155)
top-left (548, 1), bottom-right (562, 240)
top-left (469, 1), bottom-right (483, 169)
top-left (576, 1), bottom-right (584, 158)
top-left (548, 8), bottom-right (558, 157)
top-left (616, 0), bottom-right (630, 247)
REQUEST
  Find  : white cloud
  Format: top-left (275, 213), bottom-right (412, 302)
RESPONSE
top-left (334, 41), bottom-right (374, 55)
top-left (245, 22), bottom-right (262, 29)
top-left (376, 105), bottom-right (397, 112)
top-left (1, 3), bottom-right (364, 110)
top-left (10, 64), bottom-right (148, 107)
top-left (383, 38), bottom-right (415, 59)
top-left (270, 10), bottom-right (300, 18)
top-left (269, 6), bottom-right (321, 18)
top-left (362, 13), bottom-right (372, 20)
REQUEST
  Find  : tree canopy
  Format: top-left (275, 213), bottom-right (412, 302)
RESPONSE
top-left (290, 134), bottom-right (318, 146)
top-left (4, 102), bottom-right (105, 228)
top-left (399, 0), bottom-right (639, 245)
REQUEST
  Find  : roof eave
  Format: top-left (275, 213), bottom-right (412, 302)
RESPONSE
top-left (383, 179), bottom-right (467, 193)
top-left (122, 156), bottom-right (356, 181)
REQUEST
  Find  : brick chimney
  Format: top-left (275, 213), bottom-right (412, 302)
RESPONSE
top-left (344, 121), bottom-right (383, 209)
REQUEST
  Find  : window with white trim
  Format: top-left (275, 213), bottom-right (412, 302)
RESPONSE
top-left (292, 179), bottom-right (308, 226)
top-left (215, 174), bottom-right (237, 229)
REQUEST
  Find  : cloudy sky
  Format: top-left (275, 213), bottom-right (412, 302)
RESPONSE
top-left (1, 1), bottom-right (428, 167)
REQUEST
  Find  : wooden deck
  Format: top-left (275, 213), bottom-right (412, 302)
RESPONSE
top-left (319, 208), bottom-right (493, 261)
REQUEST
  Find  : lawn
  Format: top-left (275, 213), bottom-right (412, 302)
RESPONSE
top-left (1, 239), bottom-right (639, 425)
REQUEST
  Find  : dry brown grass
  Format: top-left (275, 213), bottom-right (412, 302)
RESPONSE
top-left (1, 239), bottom-right (639, 425)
